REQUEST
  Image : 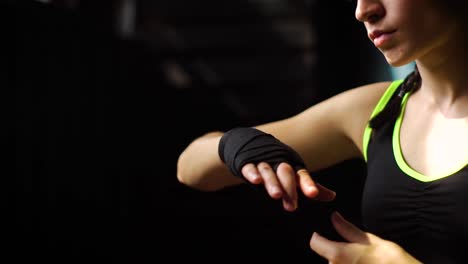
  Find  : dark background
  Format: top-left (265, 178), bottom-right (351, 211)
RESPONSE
top-left (8, 0), bottom-right (392, 263)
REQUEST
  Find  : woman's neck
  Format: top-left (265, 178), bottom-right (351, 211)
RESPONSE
top-left (415, 27), bottom-right (468, 117)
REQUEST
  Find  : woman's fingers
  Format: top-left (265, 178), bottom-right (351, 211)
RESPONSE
top-left (315, 183), bottom-right (337, 201)
top-left (241, 163), bottom-right (263, 184)
top-left (310, 232), bottom-right (346, 261)
top-left (257, 162), bottom-right (283, 199)
top-left (310, 214), bottom-right (405, 264)
top-left (276, 163), bottom-right (298, 211)
top-left (297, 169), bottom-right (319, 198)
top-left (297, 169), bottom-right (336, 201)
top-left (332, 212), bottom-right (380, 244)
top-left (242, 162), bottom-right (336, 211)
top-left (310, 232), bottom-right (373, 264)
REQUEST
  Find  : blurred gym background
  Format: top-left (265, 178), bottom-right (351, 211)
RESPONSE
top-left (8, 0), bottom-right (413, 263)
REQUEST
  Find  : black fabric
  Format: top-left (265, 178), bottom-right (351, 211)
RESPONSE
top-left (363, 94), bottom-right (468, 263)
top-left (218, 127), bottom-right (306, 179)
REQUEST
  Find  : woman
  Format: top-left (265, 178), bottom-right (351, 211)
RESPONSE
top-left (177, 0), bottom-right (468, 263)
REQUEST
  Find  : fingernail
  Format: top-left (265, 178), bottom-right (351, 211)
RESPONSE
top-left (249, 171), bottom-right (259, 179)
top-left (271, 186), bottom-right (281, 195)
top-left (312, 232), bottom-right (321, 239)
top-left (308, 185), bottom-right (317, 193)
top-left (250, 174), bottom-right (259, 181)
top-left (332, 211), bottom-right (343, 221)
top-left (285, 203), bottom-right (295, 212)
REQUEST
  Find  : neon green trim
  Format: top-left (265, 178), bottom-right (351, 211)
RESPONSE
top-left (393, 94), bottom-right (468, 182)
top-left (363, 80), bottom-right (404, 161)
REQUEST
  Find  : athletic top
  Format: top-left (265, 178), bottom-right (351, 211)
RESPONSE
top-left (361, 80), bottom-right (468, 263)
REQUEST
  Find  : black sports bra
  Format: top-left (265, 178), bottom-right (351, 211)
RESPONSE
top-left (362, 80), bottom-right (468, 263)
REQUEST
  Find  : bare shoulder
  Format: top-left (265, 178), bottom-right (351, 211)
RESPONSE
top-left (257, 81), bottom-right (393, 169)
top-left (290, 81), bottom-right (393, 155)
top-left (329, 81), bottom-right (392, 114)
top-left (260, 81), bottom-right (393, 145)
top-left (324, 81), bottom-right (393, 152)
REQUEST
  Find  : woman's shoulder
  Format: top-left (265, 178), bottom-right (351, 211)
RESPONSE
top-left (295, 81), bottom-right (395, 126)
top-left (324, 81), bottom-right (397, 153)
top-left (342, 81), bottom-right (395, 102)
top-left (322, 81), bottom-right (395, 117)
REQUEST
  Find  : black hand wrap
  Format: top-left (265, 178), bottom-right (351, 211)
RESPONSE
top-left (218, 127), bottom-right (306, 179)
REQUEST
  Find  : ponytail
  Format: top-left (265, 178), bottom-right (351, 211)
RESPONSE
top-left (369, 64), bottom-right (421, 129)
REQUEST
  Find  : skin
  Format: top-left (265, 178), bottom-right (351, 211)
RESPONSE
top-left (310, 211), bottom-right (422, 264)
top-left (177, 0), bottom-right (468, 262)
top-left (310, 0), bottom-right (468, 262)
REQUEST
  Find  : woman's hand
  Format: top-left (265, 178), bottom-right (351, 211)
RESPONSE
top-left (310, 211), bottom-right (422, 264)
top-left (241, 162), bottom-right (336, 212)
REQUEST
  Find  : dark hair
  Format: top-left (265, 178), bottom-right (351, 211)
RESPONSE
top-left (368, 64), bottom-right (421, 130)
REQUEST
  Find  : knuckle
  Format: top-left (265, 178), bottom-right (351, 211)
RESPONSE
top-left (330, 252), bottom-right (345, 263)
top-left (325, 246), bottom-right (347, 263)
top-left (257, 162), bottom-right (272, 171)
top-left (241, 164), bottom-right (253, 173)
top-left (276, 162), bottom-right (294, 174)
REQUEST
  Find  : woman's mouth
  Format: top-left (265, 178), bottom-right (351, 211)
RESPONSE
top-left (369, 30), bottom-right (397, 48)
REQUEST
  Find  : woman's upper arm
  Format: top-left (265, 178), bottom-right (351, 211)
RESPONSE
top-left (256, 81), bottom-right (391, 172)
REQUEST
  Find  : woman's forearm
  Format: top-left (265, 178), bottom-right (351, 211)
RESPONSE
top-left (176, 131), bottom-right (244, 191)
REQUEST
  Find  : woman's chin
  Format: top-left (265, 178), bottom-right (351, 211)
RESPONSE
top-left (384, 56), bottom-right (413, 68)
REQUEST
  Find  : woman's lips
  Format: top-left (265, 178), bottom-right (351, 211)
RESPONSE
top-left (369, 30), bottom-right (397, 48)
